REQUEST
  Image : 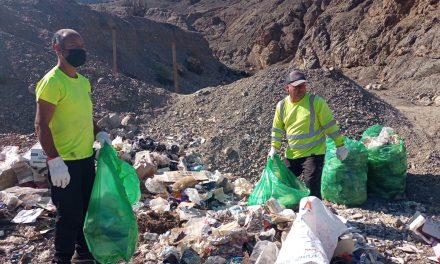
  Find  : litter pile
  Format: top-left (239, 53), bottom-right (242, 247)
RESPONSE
top-left (0, 126), bottom-right (437, 263)
top-left (0, 135), bottom-right (380, 264)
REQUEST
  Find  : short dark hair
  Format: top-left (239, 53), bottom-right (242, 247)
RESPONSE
top-left (52, 31), bottom-right (65, 48)
top-left (52, 29), bottom-right (81, 48)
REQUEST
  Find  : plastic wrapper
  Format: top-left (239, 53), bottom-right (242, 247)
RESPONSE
top-left (233, 178), bottom-right (253, 196)
top-left (249, 241), bottom-right (279, 264)
top-left (149, 197), bottom-right (170, 212)
top-left (247, 155), bottom-right (309, 208)
top-left (321, 137), bottom-right (368, 206)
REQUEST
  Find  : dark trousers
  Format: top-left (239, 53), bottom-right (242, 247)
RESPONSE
top-left (49, 156), bottom-right (96, 264)
top-left (287, 155), bottom-right (325, 199)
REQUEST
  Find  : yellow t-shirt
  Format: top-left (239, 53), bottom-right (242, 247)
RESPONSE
top-left (35, 67), bottom-right (94, 160)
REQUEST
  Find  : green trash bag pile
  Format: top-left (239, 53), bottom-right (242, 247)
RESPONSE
top-left (84, 144), bottom-right (141, 264)
top-left (247, 155), bottom-right (310, 208)
top-left (321, 137), bottom-right (368, 206)
top-left (361, 125), bottom-right (407, 199)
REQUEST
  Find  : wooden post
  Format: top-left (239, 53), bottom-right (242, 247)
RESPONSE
top-left (112, 28), bottom-right (117, 75)
top-left (172, 37), bottom-right (179, 93)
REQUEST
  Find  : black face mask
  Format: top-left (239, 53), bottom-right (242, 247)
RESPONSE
top-left (64, 48), bottom-right (87, 67)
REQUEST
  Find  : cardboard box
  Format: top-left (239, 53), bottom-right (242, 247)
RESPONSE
top-left (30, 149), bottom-right (47, 168)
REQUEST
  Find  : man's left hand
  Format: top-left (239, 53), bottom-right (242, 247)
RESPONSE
top-left (336, 146), bottom-right (348, 161)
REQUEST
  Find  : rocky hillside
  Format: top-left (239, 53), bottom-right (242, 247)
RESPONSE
top-left (145, 65), bottom-right (437, 179)
top-left (0, 0), bottom-right (242, 135)
top-left (97, 0), bottom-right (439, 103)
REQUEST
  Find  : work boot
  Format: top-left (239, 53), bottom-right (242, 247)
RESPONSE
top-left (71, 251), bottom-right (96, 264)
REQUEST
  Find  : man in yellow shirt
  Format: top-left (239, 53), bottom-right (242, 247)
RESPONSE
top-left (270, 70), bottom-right (348, 199)
top-left (35, 29), bottom-right (110, 264)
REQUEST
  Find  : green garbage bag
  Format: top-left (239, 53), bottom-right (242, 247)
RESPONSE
top-left (84, 144), bottom-right (141, 264)
top-left (361, 125), bottom-right (407, 199)
top-left (321, 137), bottom-right (368, 206)
top-left (247, 155), bottom-right (310, 208)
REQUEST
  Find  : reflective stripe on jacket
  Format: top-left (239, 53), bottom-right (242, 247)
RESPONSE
top-left (271, 93), bottom-right (344, 159)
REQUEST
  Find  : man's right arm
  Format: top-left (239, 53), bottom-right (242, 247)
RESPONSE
top-left (271, 100), bottom-right (285, 150)
top-left (35, 99), bottom-right (59, 158)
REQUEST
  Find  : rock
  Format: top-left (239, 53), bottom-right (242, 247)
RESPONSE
top-left (125, 130), bottom-right (135, 139)
top-left (127, 124), bottom-right (138, 132)
top-left (134, 162), bottom-right (157, 180)
top-left (185, 56), bottom-right (203, 74)
top-left (160, 246), bottom-right (179, 260)
top-left (108, 113), bottom-right (121, 128)
top-left (97, 116), bottom-right (111, 129)
top-left (418, 96), bottom-right (432, 106)
top-left (366, 83), bottom-right (386, 90)
top-left (97, 77), bottom-right (106, 84)
top-left (204, 256), bottom-right (226, 264)
top-left (259, 41), bottom-right (281, 68)
top-left (397, 245), bottom-right (418, 254)
top-left (395, 218), bottom-right (404, 228)
top-left (143, 232), bottom-right (159, 241)
top-left (352, 213), bottom-right (363, 220)
top-left (372, 84), bottom-right (386, 90)
top-left (145, 252), bottom-right (157, 261)
top-left (223, 147), bottom-right (234, 156)
top-left (180, 248), bottom-right (201, 264)
top-left (433, 95), bottom-right (440, 106)
top-left (121, 115), bottom-right (135, 126)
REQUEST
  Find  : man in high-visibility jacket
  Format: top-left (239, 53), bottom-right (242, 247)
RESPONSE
top-left (269, 70), bottom-right (348, 199)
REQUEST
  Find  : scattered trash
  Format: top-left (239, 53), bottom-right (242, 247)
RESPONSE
top-left (204, 256), bottom-right (227, 264)
top-left (0, 168), bottom-right (18, 190)
top-left (232, 178), bottom-right (252, 196)
top-left (333, 233), bottom-right (356, 257)
top-left (145, 177), bottom-right (167, 194)
top-left (11, 161), bottom-right (34, 184)
top-left (172, 176), bottom-right (198, 192)
top-left (12, 208), bottom-right (44, 224)
top-left (265, 197), bottom-right (284, 214)
top-left (149, 197), bottom-right (170, 212)
top-left (0, 130), bottom-right (421, 263)
top-left (249, 240), bottom-right (279, 264)
top-left (408, 211), bottom-right (440, 260)
top-left (143, 232), bottom-right (159, 241)
top-left (180, 248), bottom-right (201, 264)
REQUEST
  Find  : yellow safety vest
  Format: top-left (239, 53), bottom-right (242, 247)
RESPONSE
top-left (271, 93), bottom-right (344, 159)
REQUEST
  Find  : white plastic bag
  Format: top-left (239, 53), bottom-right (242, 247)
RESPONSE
top-left (0, 146), bottom-right (24, 172)
top-left (250, 241), bottom-right (279, 264)
top-left (149, 197), bottom-right (170, 212)
top-left (275, 196), bottom-right (347, 264)
top-left (276, 216), bottom-right (328, 264)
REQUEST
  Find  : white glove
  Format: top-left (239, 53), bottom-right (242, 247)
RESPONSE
top-left (47, 157), bottom-right (71, 188)
top-left (96, 131), bottom-right (111, 146)
top-left (268, 147), bottom-right (278, 159)
top-left (336, 146), bottom-right (349, 161)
